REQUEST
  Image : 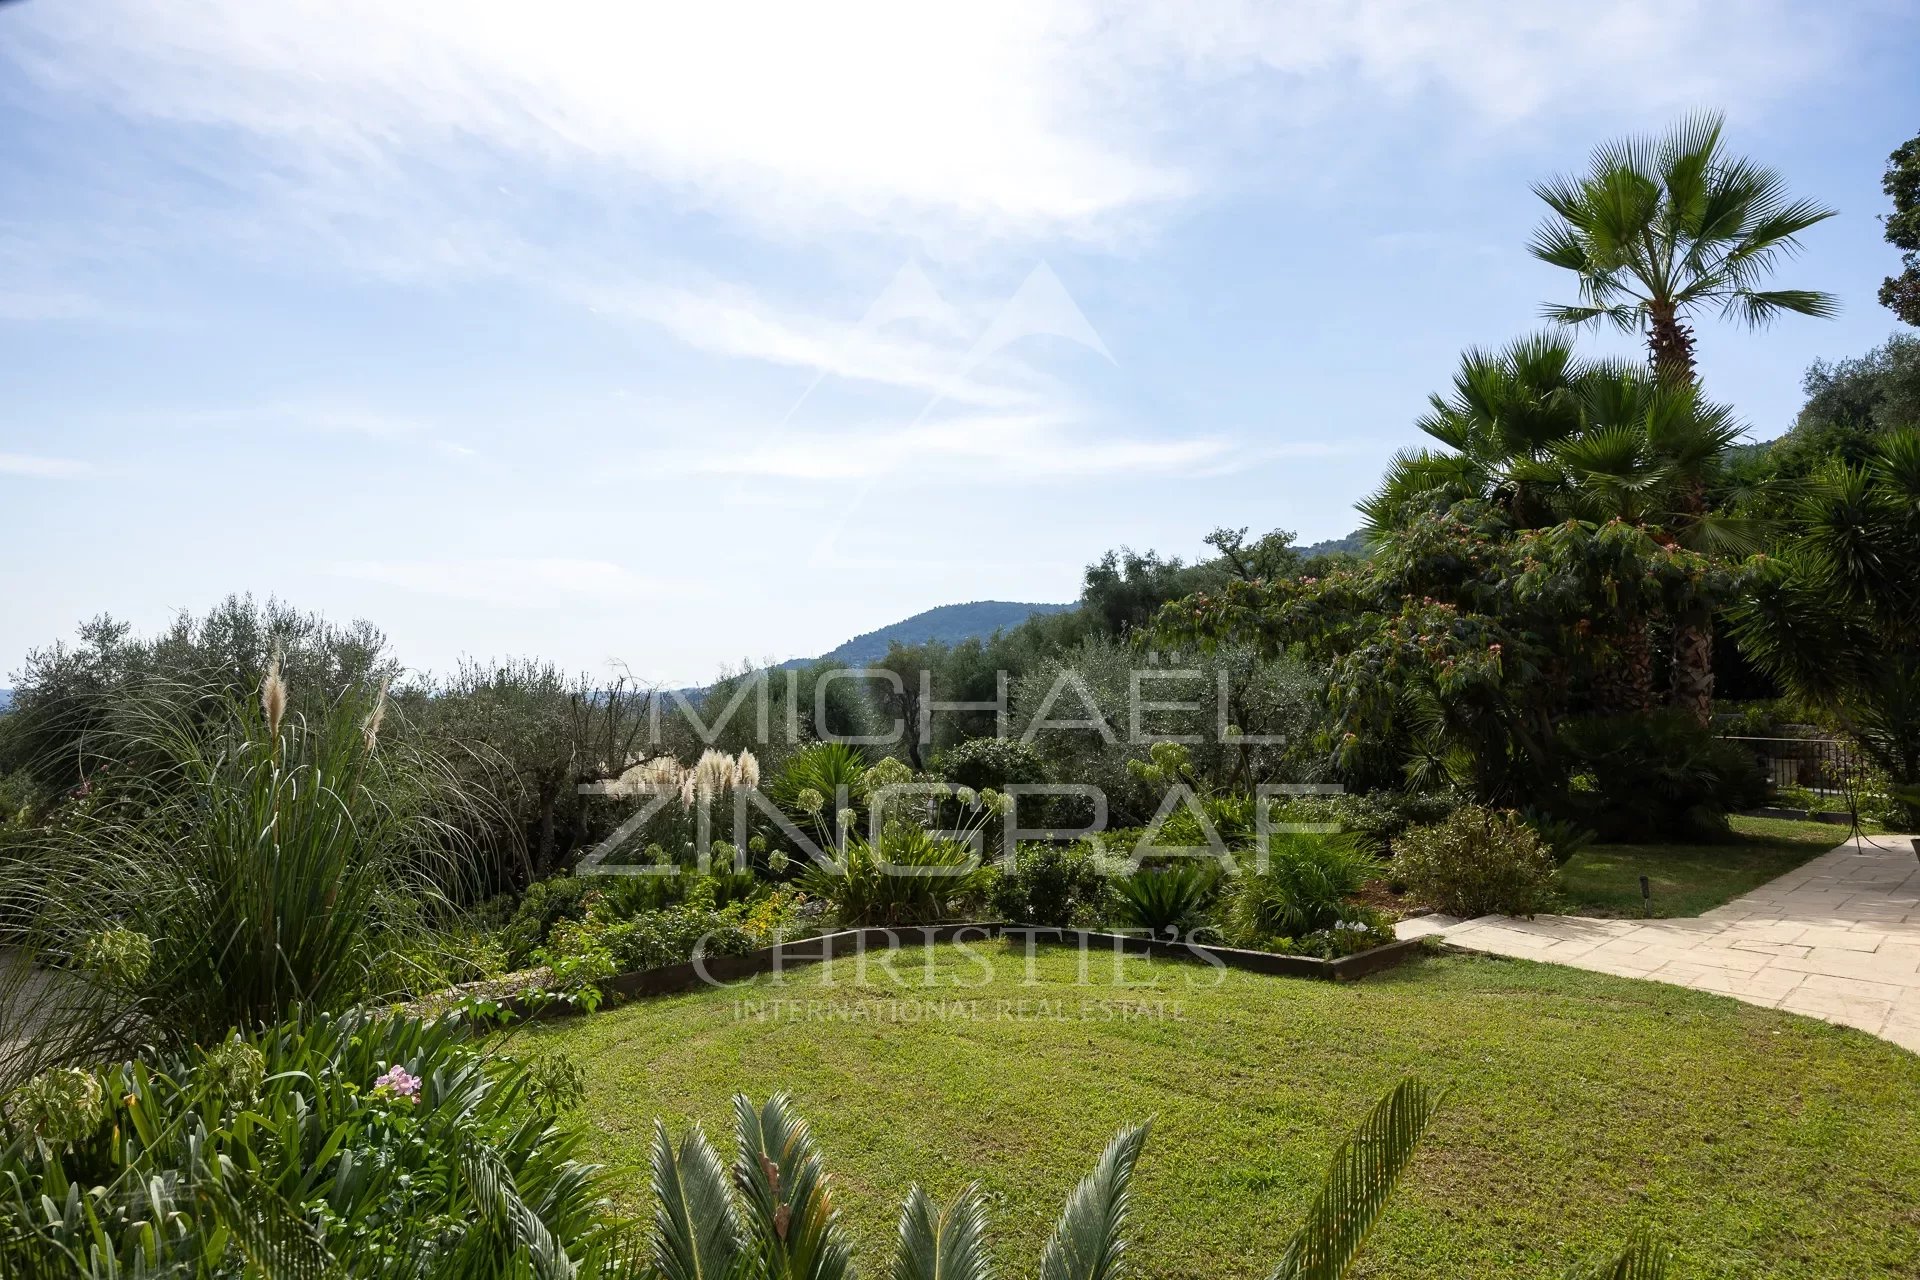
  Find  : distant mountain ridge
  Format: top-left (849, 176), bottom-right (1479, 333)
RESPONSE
top-left (783, 600), bottom-right (1073, 670)
top-left (1300, 530), bottom-right (1368, 557)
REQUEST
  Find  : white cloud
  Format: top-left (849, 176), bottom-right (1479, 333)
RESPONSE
top-left (329, 558), bottom-right (668, 608)
top-left (4, 0), bottom-right (1853, 257)
top-left (0, 454), bottom-right (89, 478)
top-left (649, 412), bottom-right (1234, 482)
top-left (586, 279), bottom-right (1047, 413)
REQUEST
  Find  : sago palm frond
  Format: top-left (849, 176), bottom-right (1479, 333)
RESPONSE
top-left (733, 1093), bottom-right (855, 1280)
top-left (891, 1183), bottom-right (993, 1280)
top-left (1580, 1231), bottom-right (1671, 1279)
top-left (1038, 1123), bottom-right (1151, 1280)
top-left (1269, 1079), bottom-right (1443, 1280)
top-left (649, 1120), bottom-right (746, 1280)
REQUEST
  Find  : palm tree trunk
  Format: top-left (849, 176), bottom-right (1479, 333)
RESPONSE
top-left (1670, 608), bottom-right (1714, 725)
top-left (1646, 305), bottom-right (1697, 386)
top-left (1597, 615), bottom-right (1657, 714)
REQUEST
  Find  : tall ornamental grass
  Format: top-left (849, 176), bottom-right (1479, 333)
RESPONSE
top-left (0, 662), bottom-right (479, 1084)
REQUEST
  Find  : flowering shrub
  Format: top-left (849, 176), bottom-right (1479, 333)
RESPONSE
top-left (0, 1014), bottom-right (614, 1276)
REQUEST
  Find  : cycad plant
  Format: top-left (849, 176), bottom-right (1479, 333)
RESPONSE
top-left (1110, 862), bottom-right (1222, 938)
top-left (632, 1084), bottom-right (1666, 1280)
top-left (797, 820), bottom-right (993, 926)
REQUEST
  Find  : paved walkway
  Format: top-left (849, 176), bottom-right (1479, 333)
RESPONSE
top-left (1397, 832), bottom-right (1920, 1053)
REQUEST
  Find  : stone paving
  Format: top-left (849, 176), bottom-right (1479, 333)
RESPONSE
top-left (1397, 832), bottom-right (1920, 1053)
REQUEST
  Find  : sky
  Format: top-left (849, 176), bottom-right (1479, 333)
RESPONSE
top-left (2, 1), bottom-right (1917, 688)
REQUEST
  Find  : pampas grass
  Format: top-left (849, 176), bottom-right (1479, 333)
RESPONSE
top-left (0, 667), bottom-right (482, 1081)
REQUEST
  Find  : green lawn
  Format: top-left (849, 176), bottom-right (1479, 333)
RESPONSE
top-left (1553, 813), bottom-right (1857, 918)
top-left (529, 942), bottom-right (1920, 1279)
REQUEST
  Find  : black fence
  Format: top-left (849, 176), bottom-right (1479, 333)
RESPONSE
top-left (1720, 735), bottom-right (1856, 798)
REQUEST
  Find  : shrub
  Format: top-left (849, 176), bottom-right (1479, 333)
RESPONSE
top-left (0, 1014), bottom-right (612, 1276)
top-left (1225, 831), bottom-right (1380, 947)
top-left (1273, 790), bottom-right (1460, 853)
top-left (800, 821), bottom-right (991, 926)
top-left (933, 736), bottom-right (1049, 791)
top-left (1557, 710), bottom-right (1767, 841)
top-left (1110, 863), bottom-right (1222, 937)
top-left (1394, 805), bottom-right (1556, 918)
top-left (496, 870), bottom-right (758, 969)
top-left (988, 840), bottom-right (1112, 926)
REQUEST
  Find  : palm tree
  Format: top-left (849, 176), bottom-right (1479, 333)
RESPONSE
top-left (1530, 114), bottom-right (1835, 723)
top-left (1360, 334), bottom-right (1587, 539)
top-left (1366, 343), bottom-right (1748, 716)
top-left (1554, 366), bottom-right (1756, 720)
top-left (1529, 111), bottom-right (1837, 386)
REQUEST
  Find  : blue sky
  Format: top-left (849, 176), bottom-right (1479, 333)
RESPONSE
top-left (2, 1), bottom-right (1916, 688)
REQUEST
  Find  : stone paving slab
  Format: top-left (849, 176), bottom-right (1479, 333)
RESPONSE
top-left (1397, 833), bottom-right (1920, 1053)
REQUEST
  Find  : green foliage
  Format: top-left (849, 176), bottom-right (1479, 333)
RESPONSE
top-left (0, 1013), bottom-right (613, 1277)
top-left (0, 595), bottom-right (394, 794)
top-left (1274, 790), bottom-right (1460, 853)
top-left (1159, 502), bottom-right (1739, 806)
top-left (933, 736), bottom-right (1049, 792)
top-left (1881, 129), bottom-right (1920, 324)
top-left (1731, 429), bottom-right (1920, 828)
top-left (988, 840), bottom-right (1113, 927)
top-left (0, 671), bottom-right (478, 1074)
top-left (1270, 1079), bottom-right (1442, 1280)
top-left (412, 657), bottom-right (654, 888)
top-left (1109, 863), bottom-right (1221, 937)
top-left (772, 741), bottom-right (872, 845)
top-left (633, 1084), bottom-right (1662, 1280)
top-left (799, 821), bottom-right (991, 926)
top-left (1226, 832), bottom-right (1379, 947)
top-left (1529, 112), bottom-right (1836, 380)
top-left (1013, 638), bottom-right (1327, 826)
top-left (1558, 710), bottom-right (1768, 841)
top-left (1394, 805), bottom-right (1557, 918)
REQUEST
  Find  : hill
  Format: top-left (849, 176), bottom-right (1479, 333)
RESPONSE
top-left (787, 600), bottom-right (1073, 669)
top-left (1300, 530), bottom-right (1368, 557)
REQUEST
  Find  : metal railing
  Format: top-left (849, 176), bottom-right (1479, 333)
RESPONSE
top-left (1720, 735), bottom-right (1856, 798)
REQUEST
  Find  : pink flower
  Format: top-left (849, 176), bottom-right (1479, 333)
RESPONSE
top-left (373, 1065), bottom-right (421, 1102)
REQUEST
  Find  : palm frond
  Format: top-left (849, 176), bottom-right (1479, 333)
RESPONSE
top-left (1269, 1079), bottom-right (1443, 1280)
top-left (733, 1093), bottom-right (855, 1280)
top-left (1038, 1124), bottom-right (1151, 1280)
top-left (891, 1184), bottom-right (993, 1280)
top-left (1725, 288), bottom-right (1840, 325)
top-left (1580, 1232), bottom-right (1671, 1279)
top-left (650, 1119), bottom-right (745, 1280)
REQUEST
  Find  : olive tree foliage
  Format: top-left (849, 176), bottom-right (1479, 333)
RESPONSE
top-left (1010, 636), bottom-right (1327, 825)
top-left (0, 596), bottom-right (394, 797)
top-left (403, 658), bottom-right (654, 889)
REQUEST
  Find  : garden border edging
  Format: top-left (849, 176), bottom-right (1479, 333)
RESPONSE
top-left (489, 922), bottom-right (1423, 1022)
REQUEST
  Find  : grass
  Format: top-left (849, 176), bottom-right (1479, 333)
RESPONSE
top-left (1553, 813), bottom-right (1862, 918)
top-left (529, 942), bottom-right (1920, 1280)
